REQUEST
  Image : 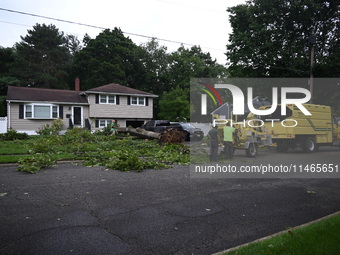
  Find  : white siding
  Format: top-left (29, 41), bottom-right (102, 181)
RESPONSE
top-left (8, 103), bottom-right (89, 134)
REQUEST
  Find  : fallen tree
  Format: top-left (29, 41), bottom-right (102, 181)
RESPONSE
top-left (118, 126), bottom-right (160, 139)
top-left (118, 126), bottom-right (185, 145)
top-left (158, 128), bottom-right (185, 145)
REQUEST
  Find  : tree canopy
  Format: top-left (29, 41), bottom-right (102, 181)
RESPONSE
top-left (71, 28), bottom-right (145, 91)
top-left (226, 0), bottom-right (340, 78)
top-left (226, 0), bottom-right (340, 111)
top-left (12, 23), bottom-right (72, 89)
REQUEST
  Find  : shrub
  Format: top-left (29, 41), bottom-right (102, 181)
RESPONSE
top-left (36, 119), bottom-right (63, 135)
top-left (0, 128), bottom-right (29, 140)
top-left (63, 127), bottom-right (95, 143)
top-left (29, 136), bottom-right (62, 153)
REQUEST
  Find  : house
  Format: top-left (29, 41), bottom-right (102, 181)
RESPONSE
top-left (6, 79), bottom-right (158, 134)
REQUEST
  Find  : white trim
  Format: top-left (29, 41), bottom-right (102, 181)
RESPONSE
top-left (72, 106), bottom-right (83, 127)
top-left (6, 100), bottom-right (89, 105)
top-left (7, 101), bottom-right (10, 130)
top-left (98, 119), bottom-right (111, 128)
top-left (24, 103), bottom-right (59, 119)
top-left (87, 91), bottom-right (158, 98)
top-left (99, 94), bottom-right (117, 105)
top-left (130, 96), bottom-right (146, 106)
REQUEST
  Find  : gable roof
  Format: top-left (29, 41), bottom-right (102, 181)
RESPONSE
top-left (86, 83), bottom-right (158, 97)
top-left (6, 86), bottom-right (88, 104)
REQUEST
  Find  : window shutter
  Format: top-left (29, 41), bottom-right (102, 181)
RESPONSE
top-left (95, 94), bottom-right (99, 104)
top-left (116, 95), bottom-right (120, 105)
top-left (127, 96), bottom-right (131, 105)
top-left (145, 97), bottom-right (149, 106)
top-left (59, 106), bottom-right (64, 119)
top-left (85, 118), bottom-right (91, 130)
top-left (95, 119), bottom-right (99, 128)
top-left (19, 104), bottom-right (24, 119)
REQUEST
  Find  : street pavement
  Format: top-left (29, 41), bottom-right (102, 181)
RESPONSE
top-left (0, 147), bottom-right (339, 255)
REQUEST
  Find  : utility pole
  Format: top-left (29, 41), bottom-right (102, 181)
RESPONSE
top-left (309, 29), bottom-right (316, 104)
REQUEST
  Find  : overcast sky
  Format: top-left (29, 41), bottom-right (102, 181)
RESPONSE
top-left (0, 0), bottom-right (247, 64)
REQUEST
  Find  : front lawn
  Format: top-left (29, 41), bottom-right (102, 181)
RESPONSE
top-left (0, 128), bottom-right (190, 173)
top-left (224, 213), bottom-right (340, 255)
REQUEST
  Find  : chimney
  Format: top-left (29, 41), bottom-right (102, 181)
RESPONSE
top-left (75, 77), bottom-right (80, 91)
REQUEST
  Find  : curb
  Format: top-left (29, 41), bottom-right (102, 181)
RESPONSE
top-left (212, 211), bottom-right (340, 255)
top-left (0, 160), bottom-right (84, 168)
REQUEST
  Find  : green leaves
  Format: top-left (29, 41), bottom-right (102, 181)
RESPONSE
top-left (17, 153), bottom-right (56, 174)
top-left (83, 140), bottom-right (189, 172)
top-left (158, 87), bottom-right (190, 121)
top-left (71, 28), bottom-right (143, 90)
top-left (226, 0), bottom-right (340, 78)
top-left (16, 129), bottom-right (189, 173)
top-left (13, 23), bottom-right (72, 89)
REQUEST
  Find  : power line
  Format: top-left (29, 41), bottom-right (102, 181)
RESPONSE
top-left (0, 20), bottom-right (30, 28)
top-left (0, 7), bottom-right (224, 52)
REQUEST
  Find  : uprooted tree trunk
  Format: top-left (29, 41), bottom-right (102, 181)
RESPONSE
top-left (158, 128), bottom-right (185, 145)
top-left (118, 126), bottom-right (185, 145)
top-left (119, 127), bottom-right (160, 139)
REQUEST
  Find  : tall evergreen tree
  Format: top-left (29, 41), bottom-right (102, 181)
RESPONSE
top-left (13, 23), bottom-right (72, 89)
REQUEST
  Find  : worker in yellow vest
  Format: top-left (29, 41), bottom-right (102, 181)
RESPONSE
top-left (223, 122), bottom-right (235, 159)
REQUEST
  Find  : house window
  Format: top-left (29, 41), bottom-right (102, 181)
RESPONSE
top-left (100, 95), bottom-right (116, 104)
top-left (131, 96), bottom-right (145, 106)
top-left (25, 104), bottom-right (59, 119)
top-left (25, 105), bottom-right (32, 118)
top-left (99, 119), bottom-right (110, 128)
top-left (52, 106), bottom-right (58, 118)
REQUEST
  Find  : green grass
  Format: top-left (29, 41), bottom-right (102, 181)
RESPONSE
top-left (0, 132), bottom-right (190, 173)
top-left (0, 155), bottom-right (31, 163)
top-left (224, 213), bottom-right (340, 255)
top-left (0, 140), bottom-right (32, 155)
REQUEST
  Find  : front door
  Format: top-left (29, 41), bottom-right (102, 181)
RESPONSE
top-left (73, 107), bottom-right (82, 127)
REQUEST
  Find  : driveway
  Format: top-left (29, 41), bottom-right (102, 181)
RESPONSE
top-left (1, 147), bottom-right (339, 254)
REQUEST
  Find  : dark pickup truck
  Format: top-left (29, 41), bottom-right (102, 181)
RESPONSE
top-left (142, 120), bottom-right (183, 133)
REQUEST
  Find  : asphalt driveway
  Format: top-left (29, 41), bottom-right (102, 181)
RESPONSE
top-left (1, 147), bottom-right (339, 254)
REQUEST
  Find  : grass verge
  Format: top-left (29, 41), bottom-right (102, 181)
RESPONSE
top-left (223, 212), bottom-right (340, 255)
top-left (0, 130), bottom-right (190, 173)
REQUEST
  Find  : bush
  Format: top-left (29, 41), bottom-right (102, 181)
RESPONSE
top-left (29, 136), bottom-right (62, 153)
top-left (36, 119), bottom-right (63, 135)
top-left (63, 127), bottom-right (95, 143)
top-left (0, 128), bottom-right (29, 140)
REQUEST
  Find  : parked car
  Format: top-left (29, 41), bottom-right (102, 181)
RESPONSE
top-left (170, 122), bottom-right (204, 141)
top-left (142, 120), bottom-right (183, 133)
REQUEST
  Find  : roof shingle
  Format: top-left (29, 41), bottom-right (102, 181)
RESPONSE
top-left (86, 83), bottom-right (158, 97)
top-left (7, 86), bottom-right (88, 104)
